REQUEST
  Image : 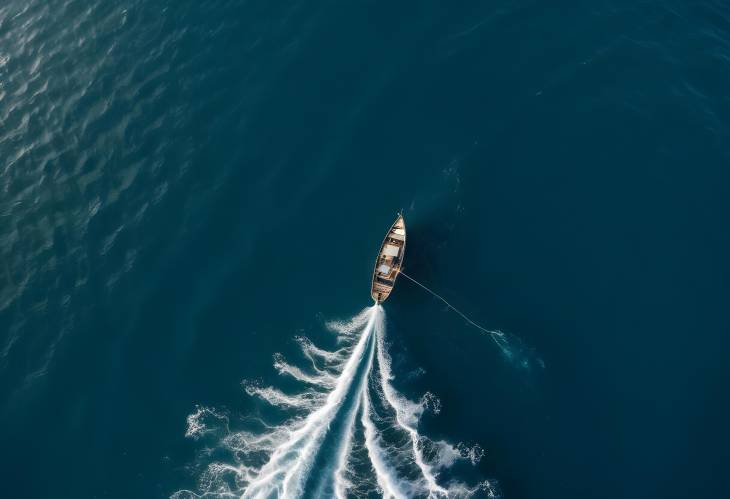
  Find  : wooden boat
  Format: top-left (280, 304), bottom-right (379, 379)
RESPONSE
top-left (371, 213), bottom-right (406, 303)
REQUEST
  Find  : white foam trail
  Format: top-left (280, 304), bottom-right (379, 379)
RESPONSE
top-left (175, 305), bottom-right (498, 499)
top-left (294, 335), bottom-right (346, 374)
top-left (273, 353), bottom-right (335, 387)
top-left (185, 406), bottom-right (230, 440)
top-left (357, 306), bottom-right (412, 499)
top-left (326, 307), bottom-right (373, 337)
top-left (243, 382), bottom-right (324, 411)
top-left (332, 396), bottom-right (359, 499)
top-left (242, 307), bottom-right (378, 499)
top-left (331, 315), bottom-right (376, 499)
top-left (375, 323), bottom-right (449, 497)
top-left (361, 385), bottom-right (409, 499)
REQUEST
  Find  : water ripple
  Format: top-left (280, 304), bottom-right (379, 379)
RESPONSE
top-left (0, 0), bottom-right (199, 393)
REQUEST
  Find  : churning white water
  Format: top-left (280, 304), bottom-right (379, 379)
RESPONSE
top-left (173, 306), bottom-right (500, 498)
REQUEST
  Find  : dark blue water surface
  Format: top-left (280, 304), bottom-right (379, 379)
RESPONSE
top-left (1, 0), bottom-right (729, 497)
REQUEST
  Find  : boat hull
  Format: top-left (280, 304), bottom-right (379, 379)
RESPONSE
top-left (370, 214), bottom-right (406, 303)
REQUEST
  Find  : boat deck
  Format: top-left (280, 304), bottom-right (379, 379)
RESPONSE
top-left (370, 215), bottom-right (406, 303)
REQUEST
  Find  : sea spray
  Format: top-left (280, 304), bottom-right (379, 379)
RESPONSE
top-left (361, 384), bottom-right (411, 499)
top-left (172, 306), bottom-right (498, 498)
top-left (242, 309), bottom-right (378, 498)
top-left (374, 322), bottom-right (449, 497)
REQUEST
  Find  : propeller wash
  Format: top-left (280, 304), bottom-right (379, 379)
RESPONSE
top-left (173, 306), bottom-right (500, 498)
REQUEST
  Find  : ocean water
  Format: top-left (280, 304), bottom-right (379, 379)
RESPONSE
top-left (1, 0), bottom-right (729, 498)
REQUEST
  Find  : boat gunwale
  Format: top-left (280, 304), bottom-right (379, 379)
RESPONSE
top-left (370, 214), bottom-right (406, 304)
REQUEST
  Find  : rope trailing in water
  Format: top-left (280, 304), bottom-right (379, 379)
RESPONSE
top-left (397, 270), bottom-right (504, 339)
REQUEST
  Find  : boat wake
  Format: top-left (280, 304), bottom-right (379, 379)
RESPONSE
top-left (172, 306), bottom-right (500, 498)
